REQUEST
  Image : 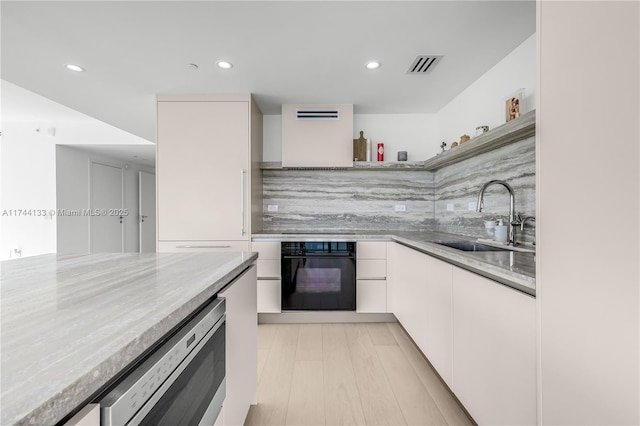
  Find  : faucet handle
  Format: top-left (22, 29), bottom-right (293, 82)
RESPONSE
top-left (511, 213), bottom-right (522, 226)
top-left (520, 215), bottom-right (536, 231)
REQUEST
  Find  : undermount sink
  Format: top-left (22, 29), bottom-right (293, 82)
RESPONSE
top-left (436, 241), bottom-right (509, 252)
top-left (436, 240), bottom-right (536, 253)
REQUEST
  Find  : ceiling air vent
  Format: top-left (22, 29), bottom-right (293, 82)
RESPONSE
top-left (296, 108), bottom-right (340, 121)
top-left (407, 55), bottom-right (442, 74)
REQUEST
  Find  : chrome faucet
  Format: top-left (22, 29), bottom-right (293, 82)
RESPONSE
top-left (476, 180), bottom-right (521, 246)
top-left (520, 216), bottom-right (536, 246)
top-left (520, 216), bottom-right (536, 231)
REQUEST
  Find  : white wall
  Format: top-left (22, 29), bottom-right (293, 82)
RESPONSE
top-left (263, 35), bottom-right (535, 164)
top-left (0, 122), bottom-right (57, 260)
top-left (1, 81), bottom-right (156, 260)
top-left (353, 114), bottom-right (439, 162)
top-left (56, 145), bottom-right (154, 254)
top-left (437, 34), bottom-right (536, 145)
top-left (538, 1), bottom-right (639, 424)
top-left (263, 113), bottom-right (439, 162)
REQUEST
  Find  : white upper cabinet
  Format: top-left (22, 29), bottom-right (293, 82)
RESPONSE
top-left (281, 104), bottom-right (353, 167)
top-left (157, 95), bottom-right (262, 245)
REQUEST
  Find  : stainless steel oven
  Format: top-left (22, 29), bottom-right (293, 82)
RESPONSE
top-left (100, 297), bottom-right (226, 426)
top-left (281, 241), bottom-right (356, 311)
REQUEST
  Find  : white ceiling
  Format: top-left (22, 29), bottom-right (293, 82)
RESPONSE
top-left (1, 1), bottom-right (536, 143)
top-left (1, 80), bottom-right (156, 166)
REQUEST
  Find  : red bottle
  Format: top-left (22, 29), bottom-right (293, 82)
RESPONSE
top-left (377, 143), bottom-right (384, 161)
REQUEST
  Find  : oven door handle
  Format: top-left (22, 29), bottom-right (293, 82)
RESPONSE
top-left (282, 255), bottom-right (355, 259)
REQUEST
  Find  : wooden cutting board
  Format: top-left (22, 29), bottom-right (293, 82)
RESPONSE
top-left (353, 130), bottom-right (367, 161)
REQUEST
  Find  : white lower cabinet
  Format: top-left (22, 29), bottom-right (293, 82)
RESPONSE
top-left (355, 241), bottom-right (388, 313)
top-left (356, 279), bottom-right (387, 313)
top-left (387, 242), bottom-right (536, 425)
top-left (452, 268), bottom-right (537, 425)
top-left (252, 241), bottom-right (281, 313)
top-left (424, 256), bottom-right (454, 388)
top-left (257, 279), bottom-right (281, 313)
top-left (390, 243), bottom-right (428, 350)
top-left (218, 265), bottom-right (258, 426)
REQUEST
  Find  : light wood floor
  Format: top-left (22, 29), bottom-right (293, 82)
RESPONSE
top-left (244, 323), bottom-right (474, 426)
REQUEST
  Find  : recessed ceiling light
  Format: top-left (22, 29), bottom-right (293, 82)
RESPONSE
top-left (216, 61), bottom-right (233, 69)
top-left (64, 64), bottom-right (85, 72)
top-left (365, 61), bottom-right (381, 70)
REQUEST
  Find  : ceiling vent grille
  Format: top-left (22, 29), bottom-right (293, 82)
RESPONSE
top-left (407, 55), bottom-right (442, 74)
top-left (296, 108), bottom-right (340, 120)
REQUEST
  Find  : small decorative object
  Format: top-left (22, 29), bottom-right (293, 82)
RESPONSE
top-left (494, 219), bottom-right (508, 243)
top-left (377, 143), bottom-right (384, 161)
top-left (459, 134), bottom-right (470, 144)
top-left (484, 220), bottom-right (498, 238)
top-left (366, 138), bottom-right (372, 161)
top-left (440, 141), bottom-right (447, 152)
top-left (451, 141), bottom-right (458, 148)
top-left (353, 131), bottom-right (367, 161)
top-left (476, 126), bottom-right (489, 136)
top-left (506, 89), bottom-right (524, 122)
top-left (398, 151), bottom-right (408, 161)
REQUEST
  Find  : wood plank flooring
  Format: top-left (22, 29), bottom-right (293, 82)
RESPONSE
top-left (245, 323), bottom-right (474, 426)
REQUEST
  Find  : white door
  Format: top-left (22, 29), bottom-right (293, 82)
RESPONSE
top-left (139, 171), bottom-right (156, 252)
top-left (90, 162), bottom-right (123, 252)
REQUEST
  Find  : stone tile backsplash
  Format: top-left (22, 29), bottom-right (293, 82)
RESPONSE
top-left (262, 137), bottom-right (535, 244)
top-left (434, 137), bottom-right (535, 244)
top-left (262, 169), bottom-right (435, 231)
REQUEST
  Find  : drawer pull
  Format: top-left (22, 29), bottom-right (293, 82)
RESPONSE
top-left (176, 245), bottom-right (232, 249)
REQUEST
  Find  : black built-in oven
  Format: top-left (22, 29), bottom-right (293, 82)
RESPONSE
top-left (281, 241), bottom-right (356, 311)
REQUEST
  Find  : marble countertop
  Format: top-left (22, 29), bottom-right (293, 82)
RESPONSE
top-left (0, 252), bottom-right (257, 426)
top-left (252, 230), bottom-right (535, 295)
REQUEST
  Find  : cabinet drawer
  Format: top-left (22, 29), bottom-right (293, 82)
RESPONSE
top-left (158, 241), bottom-right (250, 252)
top-left (257, 279), bottom-right (281, 313)
top-left (357, 259), bottom-right (386, 279)
top-left (356, 279), bottom-right (387, 313)
top-left (357, 241), bottom-right (387, 259)
top-left (251, 241), bottom-right (281, 260)
top-left (257, 259), bottom-right (281, 278)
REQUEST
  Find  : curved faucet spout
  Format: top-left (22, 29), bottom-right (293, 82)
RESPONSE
top-left (476, 180), bottom-right (518, 245)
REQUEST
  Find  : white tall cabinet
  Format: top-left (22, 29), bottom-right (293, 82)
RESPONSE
top-left (538, 2), bottom-right (639, 424)
top-left (156, 94), bottom-right (263, 251)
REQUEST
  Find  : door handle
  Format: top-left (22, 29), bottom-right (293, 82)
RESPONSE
top-left (240, 169), bottom-right (247, 236)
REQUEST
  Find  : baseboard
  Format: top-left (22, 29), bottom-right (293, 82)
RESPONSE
top-left (258, 312), bottom-right (397, 324)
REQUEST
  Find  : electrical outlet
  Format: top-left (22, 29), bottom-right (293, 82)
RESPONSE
top-left (447, 203), bottom-right (454, 211)
top-left (394, 204), bottom-right (406, 212)
top-left (468, 201), bottom-right (477, 211)
top-left (267, 205), bottom-right (278, 212)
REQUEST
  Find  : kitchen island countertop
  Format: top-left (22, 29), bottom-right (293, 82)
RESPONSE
top-left (0, 252), bottom-right (257, 426)
top-left (252, 230), bottom-right (535, 295)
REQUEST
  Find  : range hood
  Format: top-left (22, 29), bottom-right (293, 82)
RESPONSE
top-left (281, 104), bottom-right (354, 168)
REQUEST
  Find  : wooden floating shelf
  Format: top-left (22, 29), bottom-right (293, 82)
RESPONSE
top-left (259, 161), bottom-right (426, 171)
top-left (423, 110), bottom-right (536, 171)
top-left (260, 110), bottom-right (535, 172)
